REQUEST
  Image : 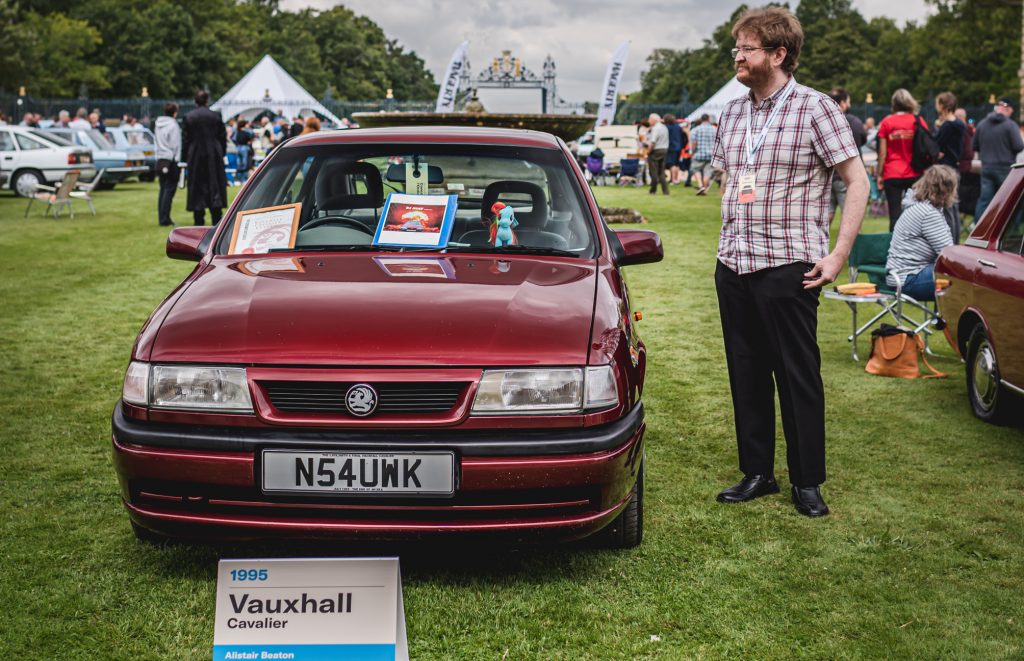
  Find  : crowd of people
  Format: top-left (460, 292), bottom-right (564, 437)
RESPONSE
top-left (593, 87), bottom-right (1023, 251)
top-left (0, 98), bottom-right (353, 228)
top-left (6, 107), bottom-right (118, 133)
top-left (148, 91), bottom-right (351, 227)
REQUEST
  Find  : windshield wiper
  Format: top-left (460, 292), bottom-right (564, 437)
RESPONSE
top-left (444, 245), bottom-right (581, 258)
top-left (267, 245), bottom-right (441, 254)
top-left (268, 245), bottom-right (379, 253)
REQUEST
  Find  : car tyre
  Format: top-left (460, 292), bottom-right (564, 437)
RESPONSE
top-left (966, 326), bottom-right (1012, 424)
top-left (131, 520), bottom-right (171, 546)
top-left (600, 458), bottom-right (643, 549)
top-left (13, 168), bottom-right (44, 198)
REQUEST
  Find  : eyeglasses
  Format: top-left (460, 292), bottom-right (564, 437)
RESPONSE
top-left (731, 46), bottom-right (777, 58)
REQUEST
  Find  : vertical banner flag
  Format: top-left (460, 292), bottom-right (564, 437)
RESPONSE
top-left (596, 41), bottom-right (630, 128)
top-left (436, 41), bottom-right (470, 113)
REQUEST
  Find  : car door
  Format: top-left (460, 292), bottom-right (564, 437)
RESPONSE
top-left (0, 130), bottom-right (21, 182)
top-left (973, 198), bottom-right (1024, 387)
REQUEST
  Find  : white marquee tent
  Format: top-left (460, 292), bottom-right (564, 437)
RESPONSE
top-left (211, 54), bottom-right (343, 125)
top-left (686, 77), bottom-right (748, 123)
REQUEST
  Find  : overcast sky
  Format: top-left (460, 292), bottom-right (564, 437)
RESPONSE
top-left (283, 0), bottom-right (931, 102)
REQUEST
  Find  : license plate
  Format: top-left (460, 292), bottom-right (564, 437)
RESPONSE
top-left (144, 150), bottom-right (154, 156)
top-left (262, 450), bottom-right (455, 495)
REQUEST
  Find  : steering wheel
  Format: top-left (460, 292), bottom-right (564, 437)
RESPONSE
top-left (300, 215), bottom-right (374, 234)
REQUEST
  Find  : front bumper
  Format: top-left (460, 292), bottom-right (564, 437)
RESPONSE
top-left (100, 165), bottom-right (149, 182)
top-left (112, 404), bottom-right (645, 541)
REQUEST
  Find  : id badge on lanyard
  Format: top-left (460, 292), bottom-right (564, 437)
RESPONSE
top-left (738, 171), bottom-right (757, 204)
top-left (740, 80), bottom-right (795, 204)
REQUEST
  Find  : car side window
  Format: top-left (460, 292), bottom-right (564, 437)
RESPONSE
top-left (998, 199), bottom-right (1024, 255)
top-left (15, 134), bottom-right (46, 151)
top-left (0, 131), bottom-right (14, 151)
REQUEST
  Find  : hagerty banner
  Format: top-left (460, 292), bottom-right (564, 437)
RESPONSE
top-left (596, 41), bottom-right (630, 128)
top-left (435, 41), bottom-right (470, 113)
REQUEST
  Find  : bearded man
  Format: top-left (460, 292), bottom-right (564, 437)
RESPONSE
top-left (710, 6), bottom-right (868, 517)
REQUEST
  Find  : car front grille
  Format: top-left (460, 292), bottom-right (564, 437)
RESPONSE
top-left (262, 381), bottom-right (465, 415)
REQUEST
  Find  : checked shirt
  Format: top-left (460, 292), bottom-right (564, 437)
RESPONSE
top-left (690, 123), bottom-right (717, 161)
top-left (711, 77), bottom-right (859, 275)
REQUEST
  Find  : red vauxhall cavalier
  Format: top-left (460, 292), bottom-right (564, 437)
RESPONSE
top-left (112, 127), bottom-right (662, 547)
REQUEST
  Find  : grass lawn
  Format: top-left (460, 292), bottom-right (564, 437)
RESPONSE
top-left (1, 179), bottom-right (1022, 660)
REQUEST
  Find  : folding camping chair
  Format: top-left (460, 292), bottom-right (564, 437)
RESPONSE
top-left (586, 152), bottom-right (609, 186)
top-left (69, 169), bottom-right (104, 216)
top-left (617, 158), bottom-right (641, 186)
top-left (824, 232), bottom-right (944, 360)
top-left (24, 170), bottom-right (80, 219)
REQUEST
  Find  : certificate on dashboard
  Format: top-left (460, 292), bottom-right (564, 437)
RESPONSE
top-left (228, 203), bottom-right (301, 255)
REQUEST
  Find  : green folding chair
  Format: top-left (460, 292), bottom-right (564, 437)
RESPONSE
top-left (826, 233), bottom-right (944, 360)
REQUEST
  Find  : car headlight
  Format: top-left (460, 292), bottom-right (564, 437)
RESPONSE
top-left (471, 366), bottom-right (618, 414)
top-left (126, 364), bottom-right (254, 412)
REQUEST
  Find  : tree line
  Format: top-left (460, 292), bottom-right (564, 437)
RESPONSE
top-left (634, 0), bottom-right (1021, 108)
top-left (0, 0), bottom-right (439, 101)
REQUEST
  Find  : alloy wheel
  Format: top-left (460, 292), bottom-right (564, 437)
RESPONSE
top-left (15, 170), bottom-right (41, 198)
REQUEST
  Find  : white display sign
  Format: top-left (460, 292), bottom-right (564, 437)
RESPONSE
top-left (213, 558), bottom-right (408, 661)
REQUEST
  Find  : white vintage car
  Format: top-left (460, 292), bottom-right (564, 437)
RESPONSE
top-left (0, 126), bottom-right (97, 196)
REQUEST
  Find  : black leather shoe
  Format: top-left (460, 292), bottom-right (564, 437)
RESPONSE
top-left (792, 486), bottom-right (829, 517)
top-left (716, 474), bottom-right (779, 503)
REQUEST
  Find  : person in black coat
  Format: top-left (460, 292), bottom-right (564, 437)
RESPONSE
top-left (182, 89), bottom-right (228, 225)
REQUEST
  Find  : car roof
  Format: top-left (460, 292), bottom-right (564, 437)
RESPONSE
top-left (287, 126), bottom-right (564, 150)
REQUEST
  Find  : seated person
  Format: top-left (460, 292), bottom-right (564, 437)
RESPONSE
top-left (885, 165), bottom-right (957, 300)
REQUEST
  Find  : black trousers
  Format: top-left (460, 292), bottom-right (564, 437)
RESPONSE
top-left (715, 261), bottom-right (826, 487)
top-left (647, 149), bottom-right (669, 194)
top-left (193, 207), bottom-right (223, 226)
top-left (156, 161), bottom-right (179, 226)
top-left (884, 176), bottom-right (918, 231)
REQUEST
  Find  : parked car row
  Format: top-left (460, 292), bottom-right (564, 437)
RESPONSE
top-left (45, 128), bottom-right (148, 189)
top-left (0, 126), bottom-right (96, 196)
top-left (0, 125), bottom-right (149, 196)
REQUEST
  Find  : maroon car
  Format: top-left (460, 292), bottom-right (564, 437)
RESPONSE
top-left (936, 164), bottom-right (1024, 423)
top-left (113, 127), bottom-right (662, 546)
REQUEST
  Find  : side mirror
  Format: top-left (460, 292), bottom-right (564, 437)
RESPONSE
top-left (614, 229), bottom-right (663, 266)
top-left (167, 226), bottom-right (212, 261)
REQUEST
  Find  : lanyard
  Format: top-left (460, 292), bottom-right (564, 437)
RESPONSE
top-left (744, 79), bottom-right (795, 167)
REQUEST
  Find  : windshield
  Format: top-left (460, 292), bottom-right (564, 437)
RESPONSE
top-left (86, 130), bottom-right (115, 150)
top-left (216, 143), bottom-right (596, 258)
top-left (124, 131), bottom-right (153, 145)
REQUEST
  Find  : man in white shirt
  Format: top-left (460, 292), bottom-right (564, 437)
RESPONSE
top-left (646, 113), bottom-right (670, 195)
top-left (68, 108), bottom-right (91, 130)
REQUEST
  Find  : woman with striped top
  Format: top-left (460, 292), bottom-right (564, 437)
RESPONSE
top-left (885, 164), bottom-right (958, 300)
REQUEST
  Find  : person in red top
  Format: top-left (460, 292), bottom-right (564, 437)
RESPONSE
top-left (877, 88), bottom-right (928, 230)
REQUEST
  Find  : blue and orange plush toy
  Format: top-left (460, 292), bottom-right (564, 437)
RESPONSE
top-left (489, 202), bottom-right (519, 247)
